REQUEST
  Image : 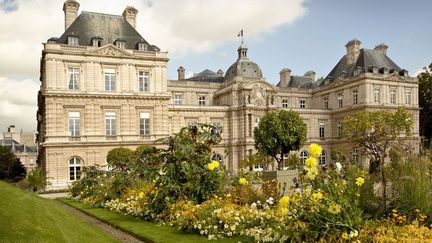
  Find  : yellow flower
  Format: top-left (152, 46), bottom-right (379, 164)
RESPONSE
top-left (207, 160), bottom-right (220, 170)
top-left (239, 177), bottom-right (248, 185)
top-left (279, 207), bottom-right (288, 216)
top-left (139, 192), bottom-right (144, 198)
top-left (312, 192), bottom-right (323, 201)
top-left (328, 203), bottom-right (341, 214)
top-left (279, 196), bottom-right (290, 207)
top-left (305, 157), bottom-right (318, 168)
top-left (308, 143), bottom-right (322, 158)
top-left (341, 232), bottom-right (349, 240)
top-left (355, 177), bottom-right (365, 186)
top-left (306, 166), bottom-right (319, 180)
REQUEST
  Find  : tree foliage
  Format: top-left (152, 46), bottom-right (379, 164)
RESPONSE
top-left (342, 107), bottom-right (413, 206)
top-left (0, 146), bottom-right (26, 181)
top-left (254, 110), bottom-right (307, 170)
top-left (106, 147), bottom-right (134, 173)
top-left (418, 63), bottom-right (432, 141)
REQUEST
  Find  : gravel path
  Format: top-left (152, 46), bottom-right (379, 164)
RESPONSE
top-left (57, 201), bottom-right (145, 243)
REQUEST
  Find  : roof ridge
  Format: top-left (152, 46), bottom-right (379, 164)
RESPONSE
top-left (81, 11), bottom-right (123, 18)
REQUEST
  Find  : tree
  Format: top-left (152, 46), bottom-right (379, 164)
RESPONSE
top-left (254, 110), bottom-right (307, 170)
top-left (0, 146), bottom-right (26, 181)
top-left (418, 63), bottom-right (432, 142)
top-left (106, 147), bottom-right (134, 173)
top-left (342, 107), bottom-right (412, 206)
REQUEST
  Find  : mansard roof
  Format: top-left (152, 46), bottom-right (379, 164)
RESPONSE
top-left (320, 48), bottom-right (402, 86)
top-left (276, 76), bottom-right (319, 89)
top-left (0, 138), bottom-right (37, 153)
top-left (187, 69), bottom-right (224, 83)
top-left (56, 11), bottom-right (157, 51)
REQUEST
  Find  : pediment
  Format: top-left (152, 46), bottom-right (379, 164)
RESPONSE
top-left (387, 72), bottom-right (404, 81)
top-left (242, 80), bottom-right (276, 92)
top-left (85, 44), bottom-right (133, 57)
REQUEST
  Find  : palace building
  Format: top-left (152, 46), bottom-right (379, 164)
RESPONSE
top-left (37, 1), bottom-right (420, 189)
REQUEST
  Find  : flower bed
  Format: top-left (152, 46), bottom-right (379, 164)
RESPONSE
top-left (69, 124), bottom-right (432, 241)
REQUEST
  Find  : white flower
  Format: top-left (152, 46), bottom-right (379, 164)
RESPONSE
top-left (251, 202), bottom-right (257, 207)
top-left (335, 162), bottom-right (342, 172)
top-left (158, 169), bottom-right (166, 176)
top-left (349, 230), bottom-right (359, 238)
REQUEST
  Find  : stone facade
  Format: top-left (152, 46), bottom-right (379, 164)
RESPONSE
top-left (37, 1), bottom-right (420, 189)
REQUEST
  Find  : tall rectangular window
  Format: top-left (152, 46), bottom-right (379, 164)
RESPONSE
top-left (68, 67), bottom-right (80, 90)
top-left (282, 99), bottom-right (288, 108)
top-left (374, 87), bottom-right (381, 103)
top-left (140, 112), bottom-right (150, 135)
top-left (299, 99), bottom-right (306, 109)
top-left (323, 97), bottom-right (329, 109)
top-left (352, 90), bottom-right (358, 105)
top-left (105, 112), bottom-right (116, 136)
top-left (390, 89), bottom-right (397, 104)
top-left (254, 117), bottom-right (260, 129)
top-left (405, 89), bottom-right (411, 105)
top-left (116, 41), bottom-right (125, 49)
top-left (138, 71), bottom-right (149, 92)
top-left (68, 112), bottom-right (80, 136)
top-left (104, 69), bottom-right (116, 91)
top-left (174, 95), bottom-right (182, 105)
top-left (319, 122), bottom-right (325, 138)
top-left (337, 121), bottom-right (342, 137)
top-left (337, 93), bottom-right (343, 108)
top-left (198, 96), bottom-right (206, 105)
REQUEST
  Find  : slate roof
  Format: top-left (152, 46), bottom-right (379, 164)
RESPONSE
top-left (55, 11), bottom-right (157, 51)
top-left (320, 48), bottom-right (402, 86)
top-left (187, 69), bottom-right (224, 83)
top-left (0, 138), bottom-right (37, 153)
top-left (276, 76), bottom-right (319, 89)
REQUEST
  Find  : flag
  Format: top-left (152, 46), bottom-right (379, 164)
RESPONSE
top-left (237, 30), bottom-right (243, 37)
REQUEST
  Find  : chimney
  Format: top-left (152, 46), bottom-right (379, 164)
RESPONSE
top-left (63, 0), bottom-right (80, 30)
top-left (279, 68), bottom-right (291, 87)
top-left (217, 69), bottom-right (224, 77)
top-left (123, 6), bottom-right (138, 28)
top-left (374, 43), bottom-right (388, 55)
top-left (345, 39), bottom-right (361, 65)
top-left (177, 66), bottom-right (185, 80)
top-left (304, 70), bottom-right (316, 80)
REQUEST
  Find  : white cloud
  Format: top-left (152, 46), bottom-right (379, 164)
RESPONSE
top-left (0, 77), bottom-right (39, 132)
top-left (0, 0), bottom-right (307, 76)
top-left (0, 0), bottom-right (307, 131)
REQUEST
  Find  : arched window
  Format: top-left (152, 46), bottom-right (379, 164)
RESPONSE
top-left (69, 157), bottom-right (81, 181)
top-left (319, 151), bottom-right (326, 165)
top-left (299, 150), bottom-right (308, 163)
top-left (211, 153), bottom-right (223, 163)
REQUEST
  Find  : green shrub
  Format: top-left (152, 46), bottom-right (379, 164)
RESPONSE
top-left (17, 167), bottom-right (47, 191)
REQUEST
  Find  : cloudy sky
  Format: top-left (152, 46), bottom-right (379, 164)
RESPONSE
top-left (0, 0), bottom-right (431, 132)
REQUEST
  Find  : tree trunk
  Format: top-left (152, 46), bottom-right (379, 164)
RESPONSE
top-left (380, 156), bottom-right (387, 208)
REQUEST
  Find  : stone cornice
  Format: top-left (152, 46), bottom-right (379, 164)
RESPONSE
top-left (43, 92), bottom-right (171, 100)
top-left (168, 105), bottom-right (229, 112)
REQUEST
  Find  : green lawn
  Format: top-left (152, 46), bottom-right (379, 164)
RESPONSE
top-left (0, 181), bottom-right (118, 243)
top-left (60, 198), bottom-right (252, 243)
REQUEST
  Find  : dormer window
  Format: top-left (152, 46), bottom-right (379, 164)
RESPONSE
top-left (379, 67), bottom-right (389, 75)
top-left (399, 69), bottom-right (409, 77)
top-left (115, 40), bottom-right (125, 49)
top-left (91, 37), bottom-right (102, 47)
top-left (137, 43), bottom-right (147, 51)
top-left (68, 36), bottom-right (79, 46)
top-left (353, 66), bottom-right (363, 76)
top-left (368, 66), bottom-right (379, 74)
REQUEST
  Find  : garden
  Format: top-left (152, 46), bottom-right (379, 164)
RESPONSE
top-left (68, 109), bottom-right (432, 242)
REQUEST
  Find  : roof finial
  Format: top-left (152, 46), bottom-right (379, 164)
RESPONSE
top-left (237, 29), bottom-right (244, 45)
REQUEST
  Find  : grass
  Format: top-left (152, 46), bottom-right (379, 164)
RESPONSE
top-left (0, 181), bottom-right (118, 243)
top-left (60, 198), bottom-right (252, 243)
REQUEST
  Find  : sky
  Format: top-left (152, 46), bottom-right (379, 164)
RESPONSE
top-left (0, 0), bottom-right (431, 132)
